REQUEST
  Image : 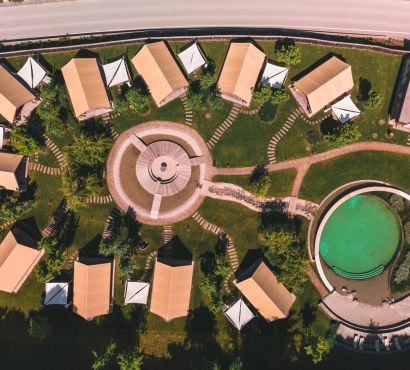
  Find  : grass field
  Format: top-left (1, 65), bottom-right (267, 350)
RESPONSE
top-left (300, 152), bottom-right (410, 203)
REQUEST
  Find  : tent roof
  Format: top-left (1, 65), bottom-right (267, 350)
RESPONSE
top-left (331, 95), bottom-right (362, 124)
top-left (0, 64), bottom-right (35, 123)
top-left (150, 258), bottom-right (194, 321)
top-left (224, 298), bottom-right (254, 330)
top-left (235, 261), bottom-right (296, 321)
top-left (73, 260), bottom-right (112, 320)
top-left (61, 58), bottom-right (111, 118)
top-left (0, 153), bottom-right (26, 191)
top-left (0, 228), bottom-right (43, 293)
top-left (294, 56), bottom-right (354, 115)
top-left (124, 281), bottom-right (150, 305)
top-left (131, 41), bottom-right (189, 106)
top-left (261, 62), bottom-right (289, 89)
top-left (178, 43), bottom-right (207, 75)
top-left (17, 57), bottom-right (47, 89)
top-left (218, 43), bottom-right (266, 105)
top-left (102, 57), bottom-right (130, 87)
top-left (44, 282), bottom-right (69, 305)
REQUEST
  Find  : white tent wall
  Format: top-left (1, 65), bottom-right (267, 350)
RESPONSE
top-left (17, 57), bottom-right (48, 89)
top-left (224, 298), bottom-right (254, 330)
top-left (44, 282), bottom-right (69, 305)
top-left (0, 126), bottom-right (10, 149)
top-left (261, 63), bottom-right (289, 89)
top-left (331, 95), bottom-right (362, 124)
top-left (102, 57), bottom-right (131, 88)
top-left (178, 43), bottom-right (207, 75)
top-left (124, 281), bottom-right (150, 305)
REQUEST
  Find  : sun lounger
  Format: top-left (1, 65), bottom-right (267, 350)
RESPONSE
top-left (359, 336), bottom-right (364, 350)
top-left (383, 336), bottom-right (391, 351)
top-left (353, 334), bottom-right (359, 349)
top-left (393, 336), bottom-right (402, 350)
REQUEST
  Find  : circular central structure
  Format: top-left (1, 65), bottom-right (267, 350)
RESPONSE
top-left (136, 141), bottom-right (192, 196)
top-left (319, 195), bottom-right (400, 279)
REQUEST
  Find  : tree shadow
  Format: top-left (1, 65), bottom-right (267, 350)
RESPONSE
top-left (78, 234), bottom-right (102, 257)
top-left (199, 250), bottom-right (216, 276)
top-left (320, 116), bottom-right (341, 135)
top-left (300, 299), bottom-right (316, 327)
top-left (250, 164), bottom-right (268, 184)
top-left (357, 77), bottom-right (372, 101)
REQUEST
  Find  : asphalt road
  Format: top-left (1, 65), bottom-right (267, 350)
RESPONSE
top-left (1, 0), bottom-right (410, 42)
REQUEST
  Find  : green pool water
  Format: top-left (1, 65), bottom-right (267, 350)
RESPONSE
top-left (319, 194), bottom-right (401, 279)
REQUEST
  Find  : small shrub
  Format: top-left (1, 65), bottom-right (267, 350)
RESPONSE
top-left (271, 89), bottom-right (290, 105)
top-left (258, 102), bottom-right (277, 122)
top-left (276, 45), bottom-right (302, 66)
top-left (325, 124), bottom-right (361, 149)
top-left (249, 174), bottom-right (271, 199)
top-left (199, 276), bottom-right (217, 295)
top-left (363, 90), bottom-right (383, 110)
top-left (389, 194), bottom-right (404, 213)
top-left (207, 94), bottom-right (224, 112)
top-left (92, 339), bottom-right (117, 370)
top-left (253, 83), bottom-right (272, 104)
top-left (394, 252), bottom-right (410, 284)
top-left (187, 91), bottom-right (203, 110)
top-left (113, 94), bottom-right (130, 113)
top-left (305, 336), bottom-right (329, 364)
top-left (126, 88), bottom-right (149, 112)
top-left (200, 73), bottom-right (215, 90)
top-left (10, 126), bottom-right (40, 156)
top-left (117, 349), bottom-right (143, 370)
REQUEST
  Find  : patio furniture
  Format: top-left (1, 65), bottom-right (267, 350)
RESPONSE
top-left (375, 339), bottom-right (380, 352)
top-left (383, 336), bottom-right (391, 351)
top-left (393, 336), bottom-right (402, 350)
top-left (359, 336), bottom-right (364, 351)
top-left (353, 334), bottom-right (359, 349)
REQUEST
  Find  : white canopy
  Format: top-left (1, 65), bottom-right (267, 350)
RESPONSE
top-left (178, 43), bottom-right (207, 75)
top-left (44, 282), bottom-right (69, 305)
top-left (331, 95), bottom-right (362, 124)
top-left (0, 126), bottom-right (10, 149)
top-left (102, 57), bottom-right (131, 88)
top-left (17, 57), bottom-right (48, 89)
top-left (124, 281), bottom-right (150, 305)
top-left (261, 63), bottom-right (289, 89)
top-left (224, 298), bottom-right (254, 330)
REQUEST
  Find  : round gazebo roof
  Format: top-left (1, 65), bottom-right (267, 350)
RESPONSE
top-left (136, 141), bottom-right (192, 196)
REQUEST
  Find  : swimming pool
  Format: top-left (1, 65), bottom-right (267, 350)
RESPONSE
top-left (319, 195), bottom-right (401, 279)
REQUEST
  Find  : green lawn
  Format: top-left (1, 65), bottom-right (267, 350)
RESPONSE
top-left (213, 168), bottom-right (297, 198)
top-left (300, 152), bottom-right (410, 203)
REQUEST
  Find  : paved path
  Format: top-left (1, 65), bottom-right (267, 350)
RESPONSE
top-left (306, 264), bottom-right (328, 298)
top-left (2, 0), bottom-right (410, 41)
top-left (214, 142), bottom-right (410, 196)
top-left (180, 94), bottom-right (193, 126)
top-left (267, 108), bottom-right (302, 164)
top-left (207, 105), bottom-right (240, 149)
top-left (42, 201), bottom-right (69, 237)
top-left (85, 195), bottom-right (113, 204)
top-left (29, 162), bottom-right (61, 175)
top-left (102, 112), bottom-right (119, 140)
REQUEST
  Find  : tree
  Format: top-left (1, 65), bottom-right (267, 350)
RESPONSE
top-left (35, 237), bottom-right (67, 283)
top-left (215, 262), bottom-right (231, 278)
top-left (305, 336), bottom-right (329, 364)
top-left (0, 194), bottom-right (32, 223)
top-left (363, 89), bottom-right (382, 110)
top-left (92, 339), bottom-right (117, 370)
top-left (325, 124), bottom-right (361, 149)
top-left (187, 90), bottom-right (203, 110)
top-left (394, 251), bottom-right (410, 284)
top-left (229, 358), bottom-right (243, 370)
top-left (10, 126), bottom-right (40, 156)
top-left (113, 94), bottom-right (130, 113)
top-left (66, 134), bottom-right (111, 169)
top-left (61, 172), bottom-right (100, 209)
top-left (207, 94), bottom-right (224, 112)
top-left (249, 174), bottom-right (271, 199)
top-left (271, 89), bottom-right (290, 105)
top-left (37, 103), bottom-right (60, 124)
top-left (126, 88), bottom-right (149, 113)
top-left (389, 194), bottom-right (404, 213)
top-left (118, 258), bottom-right (138, 281)
top-left (99, 239), bottom-right (133, 258)
top-left (200, 73), bottom-right (216, 90)
top-left (262, 231), bottom-right (307, 293)
top-left (199, 276), bottom-right (217, 295)
top-left (253, 83), bottom-right (272, 104)
top-left (276, 44), bottom-right (302, 66)
top-left (117, 348), bottom-right (143, 370)
top-left (39, 84), bottom-right (59, 103)
top-left (28, 315), bottom-right (53, 340)
top-left (208, 296), bottom-right (224, 314)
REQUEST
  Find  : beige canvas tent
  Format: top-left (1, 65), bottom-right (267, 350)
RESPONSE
top-left (0, 227), bottom-right (44, 293)
top-left (61, 58), bottom-right (112, 121)
top-left (150, 258), bottom-right (194, 321)
top-left (218, 43), bottom-right (266, 107)
top-left (131, 41), bottom-right (189, 107)
top-left (292, 56), bottom-right (354, 116)
top-left (0, 153), bottom-right (29, 192)
top-left (73, 259), bottom-right (113, 320)
top-left (235, 260), bottom-right (295, 321)
top-left (0, 64), bottom-right (36, 123)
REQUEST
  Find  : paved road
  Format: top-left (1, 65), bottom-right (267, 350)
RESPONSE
top-left (1, 0), bottom-right (410, 42)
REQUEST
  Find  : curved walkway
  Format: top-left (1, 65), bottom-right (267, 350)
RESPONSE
top-left (85, 195), bottom-right (114, 204)
top-left (239, 104), bottom-right (261, 116)
top-left (207, 105), bottom-right (241, 149)
top-left (181, 94), bottom-right (193, 126)
top-left (192, 212), bottom-right (239, 270)
top-left (301, 113), bottom-right (331, 126)
top-left (214, 142), bottom-right (410, 196)
top-left (267, 108), bottom-right (302, 164)
top-left (102, 112), bottom-right (119, 140)
top-left (29, 162), bottom-right (61, 176)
